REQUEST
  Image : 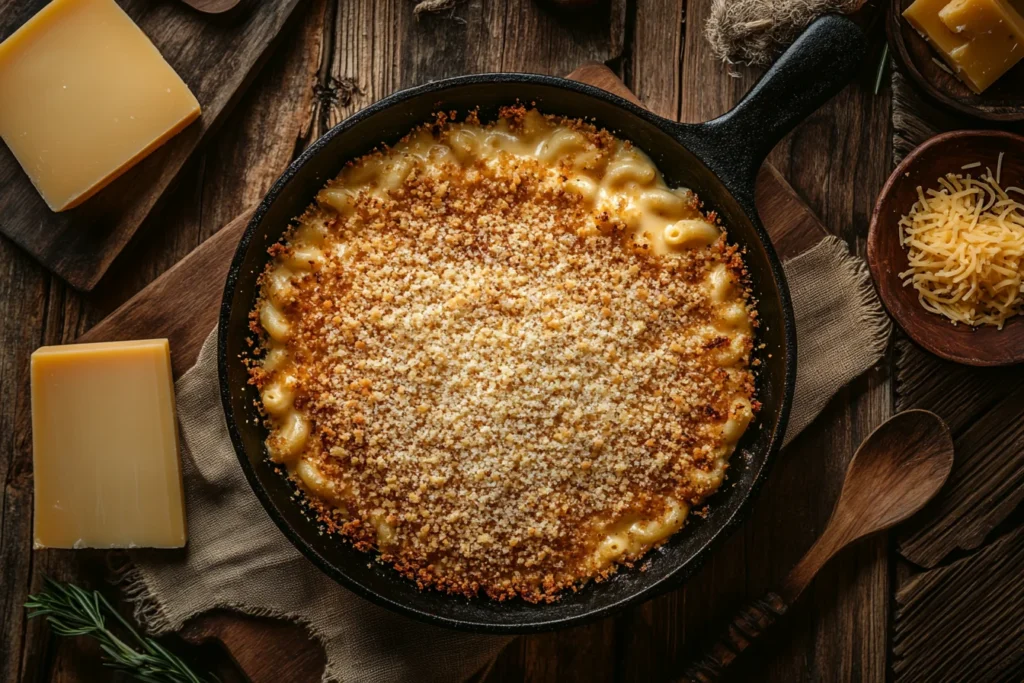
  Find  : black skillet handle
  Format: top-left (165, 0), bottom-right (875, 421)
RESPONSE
top-left (674, 15), bottom-right (866, 212)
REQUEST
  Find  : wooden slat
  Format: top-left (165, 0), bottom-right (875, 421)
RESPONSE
top-left (897, 382), bottom-right (1024, 568)
top-left (895, 339), bottom-right (1024, 435)
top-left (78, 210), bottom-right (252, 376)
top-left (893, 526), bottom-right (1024, 683)
top-left (0, 0), bottom-right (304, 291)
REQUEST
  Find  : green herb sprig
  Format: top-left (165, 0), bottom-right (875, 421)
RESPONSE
top-left (25, 577), bottom-right (216, 683)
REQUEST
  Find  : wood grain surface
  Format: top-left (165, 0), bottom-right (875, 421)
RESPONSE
top-left (0, 0), bottom-right (303, 291)
top-left (1, 2), bottom-right (907, 682)
top-left (894, 525), bottom-right (1024, 683)
top-left (891, 60), bottom-right (1024, 682)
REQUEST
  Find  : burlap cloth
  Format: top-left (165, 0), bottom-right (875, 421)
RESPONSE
top-left (123, 234), bottom-right (890, 683)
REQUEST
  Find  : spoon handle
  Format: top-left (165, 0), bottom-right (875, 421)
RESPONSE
top-left (677, 591), bottom-right (789, 683)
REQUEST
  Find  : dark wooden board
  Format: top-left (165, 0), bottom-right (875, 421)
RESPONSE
top-left (78, 209), bottom-right (252, 375)
top-left (891, 57), bottom-right (1024, 683)
top-left (897, 381), bottom-right (1024, 567)
top-left (76, 63), bottom-right (827, 683)
top-left (887, 0), bottom-right (1024, 122)
top-left (894, 526), bottom-right (1024, 683)
top-left (0, 0), bottom-right (303, 291)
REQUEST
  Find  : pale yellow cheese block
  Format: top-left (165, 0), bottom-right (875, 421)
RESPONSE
top-left (905, 0), bottom-right (1024, 93)
top-left (906, 0), bottom-right (967, 56)
top-left (939, 0), bottom-right (1024, 92)
top-left (0, 0), bottom-right (201, 212)
top-left (31, 340), bottom-right (186, 549)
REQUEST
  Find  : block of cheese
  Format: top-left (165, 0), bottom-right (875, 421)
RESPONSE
top-left (905, 0), bottom-right (1024, 93)
top-left (0, 0), bottom-right (201, 212)
top-left (943, 0), bottom-right (1024, 27)
top-left (905, 0), bottom-right (966, 56)
top-left (31, 340), bottom-right (186, 549)
top-left (940, 0), bottom-right (1024, 92)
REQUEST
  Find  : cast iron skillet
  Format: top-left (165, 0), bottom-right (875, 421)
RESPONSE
top-left (219, 15), bottom-right (865, 633)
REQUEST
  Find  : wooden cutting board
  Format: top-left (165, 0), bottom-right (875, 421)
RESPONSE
top-left (79, 65), bottom-right (827, 682)
top-left (0, 0), bottom-right (304, 291)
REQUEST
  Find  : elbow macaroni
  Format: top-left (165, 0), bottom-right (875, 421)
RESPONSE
top-left (252, 108), bottom-right (757, 594)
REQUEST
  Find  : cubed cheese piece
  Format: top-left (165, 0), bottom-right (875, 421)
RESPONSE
top-left (939, 0), bottom-right (1024, 92)
top-left (905, 0), bottom-right (967, 56)
top-left (905, 0), bottom-right (1024, 93)
top-left (0, 0), bottom-right (201, 211)
top-left (31, 340), bottom-right (186, 549)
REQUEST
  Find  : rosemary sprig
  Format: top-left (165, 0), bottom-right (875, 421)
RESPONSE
top-left (25, 577), bottom-right (216, 683)
top-left (874, 42), bottom-right (890, 96)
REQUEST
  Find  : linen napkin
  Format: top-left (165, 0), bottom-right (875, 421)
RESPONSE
top-left (122, 234), bottom-right (889, 683)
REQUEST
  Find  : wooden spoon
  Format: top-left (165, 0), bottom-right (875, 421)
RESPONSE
top-left (179, 0), bottom-right (241, 14)
top-left (679, 410), bottom-right (954, 683)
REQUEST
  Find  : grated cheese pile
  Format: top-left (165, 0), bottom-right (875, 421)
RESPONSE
top-left (898, 161), bottom-right (1024, 329)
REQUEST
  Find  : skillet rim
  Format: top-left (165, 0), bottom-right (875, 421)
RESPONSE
top-left (218, 72), bottom-right (796, 633)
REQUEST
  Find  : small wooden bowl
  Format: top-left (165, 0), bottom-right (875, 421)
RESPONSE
top-left (887, 0), bottom-right (1024, 122)
top-left (868, 130), bottom-right (1024, 366)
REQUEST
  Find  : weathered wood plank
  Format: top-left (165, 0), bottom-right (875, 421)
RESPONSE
top-left (0, 237), bottom-right (48, 683)
top-left (894, 526), bottom-right (1024, 683)
top-left (629, 0), bottom-right (683, 121)
top-left (894, 338), bottom-right (1024, 436)
top-left (897, 383), bottom-right (1024, 568)
top-left (0, 0), bottom-right (304, 291)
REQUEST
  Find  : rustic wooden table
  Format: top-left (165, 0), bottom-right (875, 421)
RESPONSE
top-left (1, 1), bottom-right (1019, 682)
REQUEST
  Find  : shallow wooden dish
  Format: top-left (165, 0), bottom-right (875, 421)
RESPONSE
top-left (868, 130), bottom-right (1024, 366)
top-left (887, 0), bottom-right (1024, 122)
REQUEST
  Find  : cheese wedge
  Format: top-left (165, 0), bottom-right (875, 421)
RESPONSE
top-left (31, 340), bottom-right (187, 549)
top-left (905, 0), bottom-right (1024, 93)
top-left (940, 0), bottom-right (1024, 92)
top-left (0, 0), bottom-right (201, 211)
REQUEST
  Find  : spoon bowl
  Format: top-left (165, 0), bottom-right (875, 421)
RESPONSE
top-left (829, 409), bottom-right (955, 542)
top-left (682, 410), bottom-right (954, 683)
top-left (179, 0), bottom-right (242, 14)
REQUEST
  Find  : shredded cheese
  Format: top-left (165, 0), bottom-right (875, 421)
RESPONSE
top-left (898, 168), bottom-right (1024, 329)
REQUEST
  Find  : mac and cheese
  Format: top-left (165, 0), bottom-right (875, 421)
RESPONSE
top-left (249, 107), bottom-right (757, 602)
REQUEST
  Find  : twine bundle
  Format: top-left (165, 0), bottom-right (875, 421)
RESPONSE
top-left (705, 0), bottom-right (864, 66)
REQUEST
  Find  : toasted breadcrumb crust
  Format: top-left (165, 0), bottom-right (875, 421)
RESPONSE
top-left (249, 107), bottom-right (757, 602)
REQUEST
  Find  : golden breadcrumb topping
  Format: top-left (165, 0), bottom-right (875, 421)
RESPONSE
top-left (249, 109), bottom-right (756, 602)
